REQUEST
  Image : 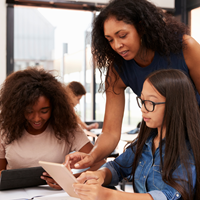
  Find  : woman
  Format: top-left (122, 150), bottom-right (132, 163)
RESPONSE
top-left (0, 67), bottom-right (105, 189)
top-left (65, 0), bottom-right (200, 170)
top-left (73, 69), bottom-right (200, 200)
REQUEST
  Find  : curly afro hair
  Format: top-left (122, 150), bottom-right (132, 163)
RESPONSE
top-left (0, 67), bottom-right (78, 144)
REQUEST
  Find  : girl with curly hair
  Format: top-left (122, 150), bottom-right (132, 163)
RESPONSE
top-left (0, 67), bottom-right (105, 189)
top-left (73, 69), bottom-right (200, 200)
top-left (66, 0), bottom-right (200, 173)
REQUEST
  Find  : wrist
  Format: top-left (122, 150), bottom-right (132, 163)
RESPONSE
top-left (101, 186), bottom-right (113, 199)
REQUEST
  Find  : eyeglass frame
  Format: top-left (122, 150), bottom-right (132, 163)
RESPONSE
top-left (136, 96), bottom-right (165, 112)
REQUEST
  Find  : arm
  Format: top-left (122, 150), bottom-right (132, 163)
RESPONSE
top-left (89, 70), bottom-right (126, 162)
top-left (74, 167), bottom-right (153, 200)
top-left (183, 35), bottom-right (200, 94)
top-left (77, 142), bottom-right (106, 173)
top-left (70, 70), bottom-right (126, 169)
top-left (76, 115), bottom-right (99, 131)
top-left (0, 158), bottom-right (7, 176)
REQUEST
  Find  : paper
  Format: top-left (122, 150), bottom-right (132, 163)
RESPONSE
top-left (33, 192), bottom-right (80, 200)
top-left (0, 185), bottom-right (65, 200)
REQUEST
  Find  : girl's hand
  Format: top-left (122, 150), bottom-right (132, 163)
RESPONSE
top-left (41, 172), bottom-right (62, 190)
top-left (73, 180), bottom-right (106, 200)
top-left (77, 171), bottom-right (105, 186)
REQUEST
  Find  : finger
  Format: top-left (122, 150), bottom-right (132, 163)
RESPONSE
top-left (64, 152), bottom-right (83, 168)
top-left (46, 180), bottom-right (62, 190)
top-left (77, 171), bottom-right (99, 182)
top-left (73, 183), bottom-right (91, 192)
top-left (85, 179), bottom-right (99, 185)
top-left (74, 157), bottom-right (92, 169)
top-left (41, 176), bottom-right (53, 183)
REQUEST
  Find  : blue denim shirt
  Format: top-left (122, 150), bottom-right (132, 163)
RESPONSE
top-left (103, 134), bottom-right (196, 200)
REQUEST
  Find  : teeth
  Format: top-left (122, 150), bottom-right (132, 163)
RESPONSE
top-left (121, 51), bottom-right (127, 55)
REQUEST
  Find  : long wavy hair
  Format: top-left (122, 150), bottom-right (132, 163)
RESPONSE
top-left (131, 69), bottom-right (200, 200)
top-left (0, 67), bottom-right (78, 144)
top-left (92, 0), bottom-right (189, 91)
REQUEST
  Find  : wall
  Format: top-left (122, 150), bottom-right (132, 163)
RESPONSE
top-left (0, 1), bottom-right (6, 85)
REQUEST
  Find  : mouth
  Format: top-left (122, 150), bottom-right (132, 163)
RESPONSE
top-left (32, 122), bottom-right (42, 127)
top-left (143, 117), bottom-right (150, 122)
top-left (119, 50), bottom-right (129, 57)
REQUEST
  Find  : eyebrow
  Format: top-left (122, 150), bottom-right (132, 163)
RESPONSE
top-left (104, 30), bottom-right (124, 37)
top-left (41, 107), bottom-right (50, 110)
top-left (26, 106), bottom-right (50, 110)
top-left (141, 94), bottom-right (159, 99)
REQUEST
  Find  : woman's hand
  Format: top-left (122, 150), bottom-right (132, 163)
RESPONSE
top-left (64, 152), bottom-right (95, 169)
top-left (41, 172), bottom-right (62, 190)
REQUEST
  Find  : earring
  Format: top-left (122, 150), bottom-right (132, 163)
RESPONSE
top-left (141, 38), bottom-right (143, 45)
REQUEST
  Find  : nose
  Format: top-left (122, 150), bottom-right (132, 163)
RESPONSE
top-left (113, 39), bottom-right (123, 50)
top-left (141, 103), bottom-right (147, 113)
top-left (32, 113), bottom-right (41, 122)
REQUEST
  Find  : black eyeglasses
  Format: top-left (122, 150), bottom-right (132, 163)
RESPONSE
top-left (136, 96), bottom-right (165, 112)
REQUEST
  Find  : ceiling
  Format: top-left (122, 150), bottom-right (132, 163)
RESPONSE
top-left (6, 0), bottom-right (175, 11)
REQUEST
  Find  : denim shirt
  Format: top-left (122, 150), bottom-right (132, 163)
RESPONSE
top-left (103, 134), bottom-right (196, 200)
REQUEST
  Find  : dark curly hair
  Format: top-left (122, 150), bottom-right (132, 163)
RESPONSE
top-left (92, 0), bottom-right (189, 91)
top-left (0, 67), bottom-right (78, 145)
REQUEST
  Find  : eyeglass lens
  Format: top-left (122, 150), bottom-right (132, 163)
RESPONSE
top-left (137, 98), bottom-right (154, 112)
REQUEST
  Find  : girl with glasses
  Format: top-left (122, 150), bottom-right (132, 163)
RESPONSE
top-left (72, 69), bottom-right (200, 200)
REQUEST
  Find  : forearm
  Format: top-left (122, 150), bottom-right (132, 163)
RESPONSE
top-left (89, 130), bottom-right (121, 162)
top-left (101, 187), bottom-right (153, 200)
top-left (0, 158), bottom-right (7, 172)
top-left (100, 167), bottom-right (112, 186)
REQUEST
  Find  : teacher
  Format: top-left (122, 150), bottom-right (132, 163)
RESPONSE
top-left (64, 0), bottom-right (200, 169)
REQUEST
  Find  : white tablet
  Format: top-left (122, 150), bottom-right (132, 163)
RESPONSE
top-left (39, 161), bottom-right (79, 198)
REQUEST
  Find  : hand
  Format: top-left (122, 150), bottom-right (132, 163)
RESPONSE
top-left (77, 171), bottom-right (105, 186)
top-left (64, 152), bottom-right (95, 169)
top-left (41, 172), bottom-right (62, 190)
top-left (87, 123), bottom-right (99, 130)
top-left (73, 180), bottom-right (106, 200)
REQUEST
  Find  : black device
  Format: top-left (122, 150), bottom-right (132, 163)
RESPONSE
top-left (0, 166), bottom-right (46, 190)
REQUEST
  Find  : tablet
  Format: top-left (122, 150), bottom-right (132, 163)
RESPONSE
top-left (39, 161), bottom-right (79, 198)
top-left (0, 166), bottom-right (46, 191)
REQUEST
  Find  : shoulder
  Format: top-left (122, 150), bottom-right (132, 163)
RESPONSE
top-left (183, 35), bottom-right (200, 60)
top-left (182, 35), bottom-right (200, 67)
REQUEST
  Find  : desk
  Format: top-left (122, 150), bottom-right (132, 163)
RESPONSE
top-left (0, 185), bottom-right (78, 200)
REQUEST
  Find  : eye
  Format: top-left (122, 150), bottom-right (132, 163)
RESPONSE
top-left (41, 110), bottom-right (49, 114)
top-left (120, 34), bottom-right (127, 38)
